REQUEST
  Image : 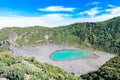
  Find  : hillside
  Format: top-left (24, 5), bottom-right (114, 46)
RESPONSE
top-left (0, 17), bottom-right (120, 55)
top-left (0, 52), bottom-right (81, 80)
top-left (81, 56), bottom-right (120, 80)
top-left (52, 16), bottom-right (120, 54)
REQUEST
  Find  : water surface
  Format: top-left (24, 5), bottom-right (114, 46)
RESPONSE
top-left (50, 50), bottom-right (95, 60)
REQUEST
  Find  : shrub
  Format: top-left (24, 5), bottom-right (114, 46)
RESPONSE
top-left (55, 74), bottom-right (65, 80)
top-left (0, 63), bottom-right (7, 74)
top-left (24, 56), bottom-right (35, 62)
top-left (4, 65), bottom-right (25, 80)
top-left (30, 76), bottom-right (40, 80)
top-left (15, 63), bottom-right (33, 75)
top-left (4, 56), bottom-right (21, 65)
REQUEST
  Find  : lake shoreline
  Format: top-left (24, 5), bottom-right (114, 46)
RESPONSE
top-left (9, 44), bottom-right (115, 75)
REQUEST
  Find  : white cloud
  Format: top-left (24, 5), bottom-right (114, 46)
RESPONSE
top-left (76, 6), bottom-right (120, 22)
top-left (79, 7), bottom-right (100, 17)
top-left (76, 13), bottom-right (120, 22)
top-left (106, 7), bottom-right (120, 14)
top-left (92, 2), bottom-right (99, 5)
top-left (108, 4), bottom-right (115, 7)
top-left (38, 6), bottom-right (75, 12)
top-left (0, 6), bottom-right (120, 29)
top-left (85, 2), bottom-right (99, 6)
top-left (0, 14), bottom-right (73, 28)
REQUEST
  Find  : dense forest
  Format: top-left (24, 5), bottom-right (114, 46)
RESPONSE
top-left (81, 56), bottom-right (120, 80)
top-left (52, 16), bottom-right (120, 55)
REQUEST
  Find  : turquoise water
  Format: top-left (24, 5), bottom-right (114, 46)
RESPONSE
top-left (50, 50), bottom-right (95, 60)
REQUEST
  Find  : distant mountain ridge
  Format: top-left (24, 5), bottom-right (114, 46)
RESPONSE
top-left (0, 16), bottom-right (120, 55)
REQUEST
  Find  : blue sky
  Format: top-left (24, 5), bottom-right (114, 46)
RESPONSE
top-left (0, 0), bottom-right (120, 28)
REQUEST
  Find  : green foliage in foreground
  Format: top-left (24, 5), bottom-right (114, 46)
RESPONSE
top-left (0, 52), bottom-right (81, 80)
top-left (81, 56), bottom-right (120, 80)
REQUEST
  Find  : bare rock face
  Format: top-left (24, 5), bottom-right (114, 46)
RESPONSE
top-left (44, 34), bottom-right (49, 40)
top-left (8, 31), bottom-right (19, 47)
top-left (0, 40), bottom-right (10, 48)
top-left (8, 31), bottom-right (18, 43)
top-left (24, 37), bottom-right (29, 43)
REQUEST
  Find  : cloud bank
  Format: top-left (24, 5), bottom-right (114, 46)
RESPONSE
top-left (0, 5), bottom-right (120, 29)
top-left (38, 6), bottom-right (75, 12)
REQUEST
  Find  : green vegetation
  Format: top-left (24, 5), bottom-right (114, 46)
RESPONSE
top-left (0, 46), bottom-right (9, 52)
top-left (0, 52), bottom-right (81, 80)
top-left (52, 17), bottom-right (120, 55)
top-left (0, 16), bottom-right (120, 80)
top-left (53, 17), bottom-right (120, 54)
top-left (0, 17), bottom-right (120, 55)
top-left (81, 56), bottom-right (120, 80)
top-left (0, 26), bottom-right (51, 43)
top-left (0, 27), bottom-right (12, 42)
